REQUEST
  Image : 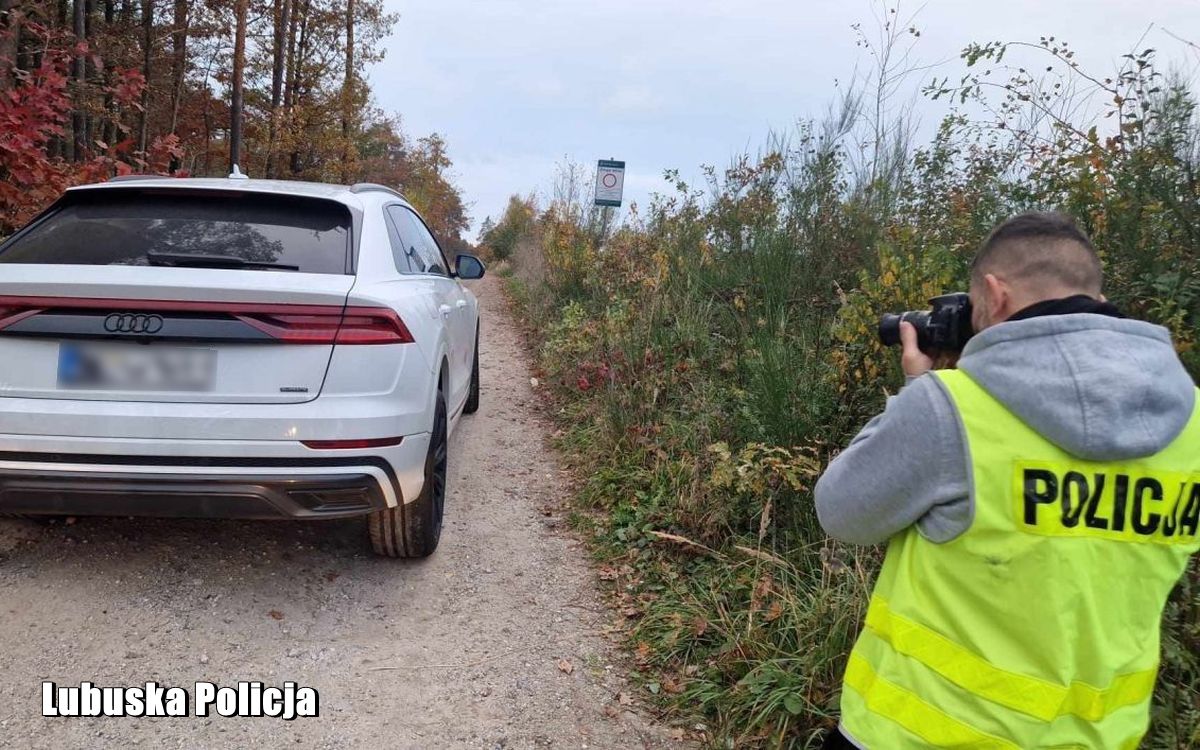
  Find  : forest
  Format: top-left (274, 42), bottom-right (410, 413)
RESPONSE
top-left (0, 0), bottom-right (470, 250)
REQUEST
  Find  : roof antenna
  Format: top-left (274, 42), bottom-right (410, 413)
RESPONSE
top-left (228, 164), bottom-right (249, 180)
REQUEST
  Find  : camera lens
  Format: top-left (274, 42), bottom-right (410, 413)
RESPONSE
top-left (878, 314), bottom-right (902, 347)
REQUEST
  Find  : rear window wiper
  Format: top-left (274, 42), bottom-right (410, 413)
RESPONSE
top-left (146, 251), bottom-right (301, 271)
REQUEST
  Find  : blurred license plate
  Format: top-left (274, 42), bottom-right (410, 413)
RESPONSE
top-left (58, 343), bottom-right (217, 392)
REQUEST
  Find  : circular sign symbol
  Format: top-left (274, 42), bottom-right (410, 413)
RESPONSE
top-left (602, 173), bottom-right (618, 188)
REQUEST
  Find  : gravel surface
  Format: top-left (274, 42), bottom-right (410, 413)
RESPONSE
top-left (0, 274), bottom-right (676, 749)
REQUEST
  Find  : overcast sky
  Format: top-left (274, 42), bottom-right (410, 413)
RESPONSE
top-left (369, 0), bottom-right (1200, 238)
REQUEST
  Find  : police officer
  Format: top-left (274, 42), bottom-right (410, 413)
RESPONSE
top-left (815, 212), bottom-right (1200, 749)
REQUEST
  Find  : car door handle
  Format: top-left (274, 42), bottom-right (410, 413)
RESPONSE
top-left (439, 304), bottom-right (452, 318)
top-left (455, 300), bottom-right (468, 309)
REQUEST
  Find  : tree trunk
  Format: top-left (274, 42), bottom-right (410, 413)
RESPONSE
top-left (229, 0), bottom-right (247, 173)
top-left (200, 36), bottom-right (218, 175)
top-left (71, 0), bottom-right (86, 161)
top-left (0, 0), bottom-right (18, 92)
top-left (283, 0), bottom-right (299, 111)
top-left (137, 0), bottom-right (152, 159)
top-left (83, 0), bottom-right (97, 151)
top-left (282, 0), bottom-right (301, 174)
top-left (265, 0), bottom-right (288, 178)
top-left (168, 0), bottom-right (187, 134)
top-left (288, 0), bottom-right (310, 175)
top-left (14, 8), bottom-right (32, 76)
top-left (47, 0), bottom-right (71, 158)
top-left (340, 0), bottom-right (354, 183)
top-left (101, 0), bottom-right (117, 150)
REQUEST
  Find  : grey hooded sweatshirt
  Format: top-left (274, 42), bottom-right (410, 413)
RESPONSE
top-left (816, 313), bottom-right (1196, 545)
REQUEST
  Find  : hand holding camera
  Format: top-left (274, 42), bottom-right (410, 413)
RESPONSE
top-left (878, 292), bottom-right (974, 377)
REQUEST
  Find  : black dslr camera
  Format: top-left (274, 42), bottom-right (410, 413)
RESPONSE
top-left (878, 293), bottom-right (974, 355)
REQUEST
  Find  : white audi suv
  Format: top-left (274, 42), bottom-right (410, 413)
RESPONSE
top-left (0, 176), bottom-right (484, 557)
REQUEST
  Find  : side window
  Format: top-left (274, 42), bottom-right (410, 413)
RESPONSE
top-left (382, 206), bottom-right (414, 273)
top-left (401, 208), bottom-right (448, 276)
top-left (385, 206), bottom-right (425, 273)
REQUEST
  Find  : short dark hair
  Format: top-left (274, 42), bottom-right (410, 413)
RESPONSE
top-left (971, 212), bottom-right (1102, 294)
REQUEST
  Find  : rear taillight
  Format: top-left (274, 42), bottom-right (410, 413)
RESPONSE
top-left (335, 307), bottom-right (415, 345)
top-left (0, 306), bottom-right (43, 331)
top-left (235, 306), bottom-right (413, 345)
top-left (233, 310), bottom-right (344, 344)
top-left (0, 296), bottom-right (414, 345)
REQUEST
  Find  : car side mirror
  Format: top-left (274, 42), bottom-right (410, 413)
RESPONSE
top-left (455, 253), bottom-right (486, 280)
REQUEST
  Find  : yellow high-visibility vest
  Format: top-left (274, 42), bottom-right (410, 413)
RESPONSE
top-left (839, 369), bottom-right (1200, 749)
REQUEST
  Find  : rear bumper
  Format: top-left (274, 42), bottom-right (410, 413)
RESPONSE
top-left (0, 433), bottom-right (432, 519)
top-left (0, 467), bottom-right (390, 519)
top-left (0, 393), bottom-right (434, 442)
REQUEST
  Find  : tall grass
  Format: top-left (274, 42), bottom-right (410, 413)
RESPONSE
top-left (502, 25), bottom-right (1200, 748)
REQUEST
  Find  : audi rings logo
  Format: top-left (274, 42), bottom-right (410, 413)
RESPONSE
top-left (104, 313), bottom-right (164, 334)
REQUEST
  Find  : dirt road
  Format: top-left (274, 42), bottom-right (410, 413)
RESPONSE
top-left (0, 275), bottom-right (673, 749)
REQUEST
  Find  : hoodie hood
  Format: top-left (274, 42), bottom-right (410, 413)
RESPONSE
top-left (957, 313), bottom-right (1196, 461)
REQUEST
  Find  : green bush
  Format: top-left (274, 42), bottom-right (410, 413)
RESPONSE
top-left (479, 195), bottom-right (536, 260)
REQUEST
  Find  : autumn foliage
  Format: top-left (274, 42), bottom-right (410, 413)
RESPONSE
top-left (0, 1), bottom-right (468, 241)
top-left (0, 23), bottom-right (162, 230)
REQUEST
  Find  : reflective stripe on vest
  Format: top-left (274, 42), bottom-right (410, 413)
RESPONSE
top-left (844, 652), bottom-right (1022, 750)
top-left (839, 369), bottom-right (1200, 749)
top-left (863, 596), bottom-right (1158, 723)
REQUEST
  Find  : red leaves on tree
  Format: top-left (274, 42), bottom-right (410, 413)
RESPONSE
top-left (0, 25), bottom-right (151, 235)
top-left (110, 69), bottom-right (147, 109)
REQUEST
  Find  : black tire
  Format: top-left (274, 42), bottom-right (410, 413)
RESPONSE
top-left (368, 390), bottom-right (448, 558)
top-left (463, 325), bottom-right (480, 415)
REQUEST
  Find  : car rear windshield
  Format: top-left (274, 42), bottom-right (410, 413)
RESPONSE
top-left (0, 189), bottom-right (352, 274)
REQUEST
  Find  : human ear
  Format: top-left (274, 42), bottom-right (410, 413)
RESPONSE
top-left (985, 273), bottom-right (1009, 323)
top-left (968, 279), bottom-right (988, 332)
